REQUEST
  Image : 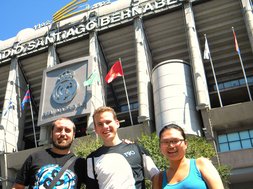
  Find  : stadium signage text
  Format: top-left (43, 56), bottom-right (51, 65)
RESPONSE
top-left (0, 0), bottom-right (180, 61)
top-left (42, 102), bottom-right (86, 118)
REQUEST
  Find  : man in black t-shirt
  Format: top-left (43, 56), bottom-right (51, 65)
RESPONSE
top-left (12, 117), bottom-right (86, 189)
top-left (86, 106), bottom-right (159, 189)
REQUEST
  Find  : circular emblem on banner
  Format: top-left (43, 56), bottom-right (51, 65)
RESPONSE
top-left (52, 70), bottom-right (77, 104)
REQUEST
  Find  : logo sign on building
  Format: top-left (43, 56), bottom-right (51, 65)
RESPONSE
top-left (53, 0), bottom-right (89, 22)
top-left (38, 56), bottom-right (92, 126)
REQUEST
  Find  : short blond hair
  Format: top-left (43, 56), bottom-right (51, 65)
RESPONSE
top-left (93, 106), bottom-right (117, 123)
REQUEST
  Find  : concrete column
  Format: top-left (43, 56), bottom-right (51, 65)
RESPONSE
top-left (134, 17), bottom-right (154, 128)
top-left (87, 32), bottom-right (106, 132)
top-left (241, 0), bottom-right (253, 54)
top-left (200, 109), bottom-right (220, 166)
top-left (184, 2), bottom-right (210, 110)
top-left (39, 45), bottom-right (59, 145)
top-left (0, 154), bottom-right (9, 189)
top-left (0, 57), bottom-right (27, 189)
top-left (0, 58), bottom-right (21, 153)
top-left (15, 64), bottom-right (27, 151)
top-left (47, 44), bottom-right (59, 67)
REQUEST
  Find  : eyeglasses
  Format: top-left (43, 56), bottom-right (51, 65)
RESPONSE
top-left (160, 139), bottom-right (184, 146)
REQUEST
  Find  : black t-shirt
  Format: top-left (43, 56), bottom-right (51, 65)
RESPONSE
top-left (15, 148), bottom-right (86, 189)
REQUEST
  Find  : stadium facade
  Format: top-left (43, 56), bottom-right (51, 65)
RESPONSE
top-left (0, 0), bottom-right (253, 188)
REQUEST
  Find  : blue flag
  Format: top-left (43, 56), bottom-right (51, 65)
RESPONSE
top-left (21, 90), bottom-right (31, 110)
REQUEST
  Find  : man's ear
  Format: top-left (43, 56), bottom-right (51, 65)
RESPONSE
top-left (115, 120), bottom-right (120, 128)
top-left (94, 125), bottom-right (98, 134)
top-left (49, 131), bottom-right (53, 144)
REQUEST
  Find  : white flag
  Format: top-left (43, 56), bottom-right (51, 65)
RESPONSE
top-left (204, 35), bottom-right (210, 60)
top-left (3, 98), bottom-right (14, 116)
top-left (83, 70), bottom-right (99, 87)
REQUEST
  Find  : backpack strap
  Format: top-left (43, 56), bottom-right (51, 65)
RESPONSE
top-left (153, 171), bottom-right (163, 189)
top-left (135, 144), bottom-right (145, 188)
top-left (92, 156), bottom-right (98, 180)
top-left (48, 156), bottom-right (77, 189)
top-left (158, 171), bottom-right (163, 189)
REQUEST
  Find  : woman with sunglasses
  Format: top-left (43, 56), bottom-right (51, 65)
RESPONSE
top-left (152, 124), bottom-right (224, 189)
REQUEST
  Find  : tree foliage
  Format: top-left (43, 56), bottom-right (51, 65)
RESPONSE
top-left (73, 135), bottom-right (102, 158)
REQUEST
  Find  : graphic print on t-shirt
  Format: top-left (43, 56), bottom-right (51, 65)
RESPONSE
top-left (34, 164), bottom-right (76, 189)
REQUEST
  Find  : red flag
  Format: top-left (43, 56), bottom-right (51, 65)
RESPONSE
top-left (105, 60), bottom-right (124, 83)
top-left (232, 28), bottom-right (240, 54)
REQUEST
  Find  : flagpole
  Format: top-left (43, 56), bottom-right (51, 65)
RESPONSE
top-left (27, 85), bottom-right (38, 147)
top-left (119, 58), bottom-right (133, 126)
top-left (204, 34), bottom-right (223, 107)
top-left (232, 27), bottom-right (252, 101)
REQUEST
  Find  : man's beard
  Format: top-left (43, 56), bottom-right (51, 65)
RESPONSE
top-left (52, 138), bottom-right (73, 150)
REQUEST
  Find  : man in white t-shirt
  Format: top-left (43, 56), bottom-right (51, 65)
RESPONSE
top-left (86, 106), bottom-right (159, 189)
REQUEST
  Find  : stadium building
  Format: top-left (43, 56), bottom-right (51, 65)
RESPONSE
top-left (0, 0), bottom-right (253, 188)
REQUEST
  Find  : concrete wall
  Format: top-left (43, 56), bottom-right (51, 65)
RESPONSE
top-left (219, 148), bottom-right (253, 169)
top-left (219, 148), bottom-right (253, 185)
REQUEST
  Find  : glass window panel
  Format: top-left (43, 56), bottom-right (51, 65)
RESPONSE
top-left (218, 135), bottom-right (227, 143)
top-left (133, 103), bottom-right (138, 109)
top-left (249, 130), bottom-right (253, 138)
top-left (239, 79), bottom-right (245, 85)
top-left (247, 76), bottom-right (253, 83)
top-left (213, 85), bottom-right (217, 91)
top-left (224, 82), bottom-right (232, 88)
top-left (218, 83), bottom-right (224, 90)
top-left (121, 105), bottom-right (128, 112)
top-left (231, 80), bottom-right (239, 87)
top-left (227, 133), bottom-right (239, 142)
top-left (239, 131), bottom-right (249, 139)
top-left (242, 140), bottom-right (252, 149)
top-left (224, 80), bottom-right (239, 88)
top-left (214, 84), bottom-right (223, 91)
top-left (220, 143), bottom-right (229, 152)
top-left (229, 141), bottom-right (241, 151)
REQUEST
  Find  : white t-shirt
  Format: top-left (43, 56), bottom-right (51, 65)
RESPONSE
top-left (95, 153), bottom-right (136, 189)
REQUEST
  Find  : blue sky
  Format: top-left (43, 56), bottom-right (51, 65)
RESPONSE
top-left (0, 0), bottom-right (107, 41)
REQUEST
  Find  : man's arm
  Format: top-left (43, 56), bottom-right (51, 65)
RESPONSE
top-left (12, 183), bottom-right (25, 189)
top-left (137, 144), bottom-right (159, 180)
top-left (142, 154), bottom-right (159, 180)
top-left (12, 155), bottom-right (33, 189)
